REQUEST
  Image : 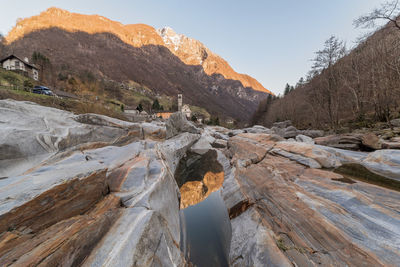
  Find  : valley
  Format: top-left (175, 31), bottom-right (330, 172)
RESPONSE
top-left (0, 3), bottom-right (400, 267)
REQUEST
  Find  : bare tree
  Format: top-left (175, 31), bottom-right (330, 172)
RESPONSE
top-left (311, 36), bottom-right (346, 129)
top-left (312, 36), bottom-right (346, 73)
top-left (354, 0), bottom-right (400, 30)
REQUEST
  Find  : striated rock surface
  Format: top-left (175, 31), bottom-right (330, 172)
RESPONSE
top-left (220, 133), bottom-right (400, 266)
top-left (315, 134), bottom-right (363, 150)
top-left (0, 99), bottom-right (165, 178)
top-left (0, 100), bottom-right (190, 266)
top-left (1, 100), bottom-right (400, 266)
top-left (362, 150), bottom-right (400, 181)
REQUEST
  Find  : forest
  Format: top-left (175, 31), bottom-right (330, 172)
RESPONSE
top-left (253, 1), bottom-right (400, 131)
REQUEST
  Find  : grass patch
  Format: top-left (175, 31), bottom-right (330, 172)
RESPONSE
top-left (276, 238), bottom-right (288, 252)
top-left (0, 87), bottom-right (126, 120)
top-left (0, 68), bottom-right (36, 88)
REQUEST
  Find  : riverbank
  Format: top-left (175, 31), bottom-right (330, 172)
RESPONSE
top-left (0, 99), bottom-right (399, 266)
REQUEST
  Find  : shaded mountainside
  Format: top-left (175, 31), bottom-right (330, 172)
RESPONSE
top-left (4, 7), bottom-right (271, 122)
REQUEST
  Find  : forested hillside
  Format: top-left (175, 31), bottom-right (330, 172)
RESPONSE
top-left (253, 3), bottom-right (400, 130)
top-left (0, 8), bottom-right (271, 123)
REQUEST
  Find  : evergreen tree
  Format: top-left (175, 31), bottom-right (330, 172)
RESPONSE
top-left (284, 83), bottom-right (291, 95)
top-left (31, 51), bottom-right (51, 82)
top-left (152, 99), bottom-right (161, 111)
top-left (215, 117), bottom-right (220, 126)
top-left (296, 77), bottom-right (305, 88)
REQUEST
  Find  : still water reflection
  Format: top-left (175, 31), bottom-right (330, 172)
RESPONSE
top-left (181, 191), bottom-right (232, 267)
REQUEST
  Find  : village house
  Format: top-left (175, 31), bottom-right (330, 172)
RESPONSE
top-left (181, 104), bottom-right (191, 119)
top-left (156, 112), bottom-right (173, 119)
top-left (0, 55), bottom-right (39, 81)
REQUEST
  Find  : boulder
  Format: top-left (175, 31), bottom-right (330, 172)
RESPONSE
top-left (190, 134), bottom-right (214, 155)
top-left (361, 133), bottom-right (382, 150)
top-left (271, 125), bottom-right (322, 140)
top-left (381, 141), bottom-right (400, 149)
top-left (243, 125), bottom-right (272, 134)
top-left (165, 112), bottom-right (200, 139)
top-left (273, 120), bottom-right (292, 129)
top-left (314, 134), bottom-right (362, 150)
top-left (390, 118), bottom-right (400, 127)
top-left (282, 126), bottom-right (299, 139)
top-left (295, 134), bottom-right (315, 144)
top-left (212, 139), bottom-right (228, 148)
top-left (381, 136), bottom-right (400, 149)
top-left (300, 129), bottom-right (324, 138)
top-left (270, 126), bottom-right (285, 137)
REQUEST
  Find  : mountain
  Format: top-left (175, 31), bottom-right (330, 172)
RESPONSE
top-left (4, 7), bottom-right (271, 122)
top-left (156, 26), bottom-right (270, 94)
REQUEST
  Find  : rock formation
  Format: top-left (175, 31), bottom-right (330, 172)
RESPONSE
top-left (219, 132), bottom-right (400, 266)
top-left (0, 100), bottom-right (399, 266)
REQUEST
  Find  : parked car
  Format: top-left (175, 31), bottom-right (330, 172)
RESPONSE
top-left (32, 86), bottom-right (54, 96)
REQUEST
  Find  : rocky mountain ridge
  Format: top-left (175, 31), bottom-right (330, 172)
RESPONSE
top-left (6, 7), bottom-right (271, 94)
top-left (156, 26), bottom-right (271, 94)
top-left (4, 7), bottom-right (271, 122)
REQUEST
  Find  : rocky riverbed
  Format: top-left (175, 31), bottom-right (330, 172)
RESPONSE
top-left (0, 99), bottom-right (399, 266)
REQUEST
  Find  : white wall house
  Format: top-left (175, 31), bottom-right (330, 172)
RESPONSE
top-left (182, 104), bottom-right (191, 119)
top-left (0, 55), bottom-right (39, 81)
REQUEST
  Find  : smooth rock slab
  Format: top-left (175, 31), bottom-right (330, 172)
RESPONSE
top-left (220, 132), bottom-right (400, 266)
top-left (0, 99), bottom-right (164, 178)
top-left (230, 207), bottom-right (292, 267)
top-left (83, 207), bottom-right (184, 267)
top-left (362, 150), bottom-right (400, 181)
top-left (274, 141), bottom-right (341, 168)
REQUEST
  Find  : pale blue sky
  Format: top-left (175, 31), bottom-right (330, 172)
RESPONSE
top-left (0, 0), bottom-right (386, 94)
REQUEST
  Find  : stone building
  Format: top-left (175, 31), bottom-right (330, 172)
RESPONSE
top-left (181, 104), bottom-right (191, 119)
top-left (177, 94), bottom-right (191, 119)
top-left (178, 94), bottom-right (183, 112)
top-left (0, 55), bottom-right (39, 81)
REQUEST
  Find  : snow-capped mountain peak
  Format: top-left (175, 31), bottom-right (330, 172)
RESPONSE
top-left (157, 26), bottom-right (183, 51)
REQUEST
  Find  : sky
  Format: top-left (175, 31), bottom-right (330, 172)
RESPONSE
top-left (0, 0), bottom-right (388, 95)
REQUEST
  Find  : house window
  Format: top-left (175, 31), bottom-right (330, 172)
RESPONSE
top-left (15, 61), bottom-right (20, 69)
top-left (33, 70), bottom-right (39, 81)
